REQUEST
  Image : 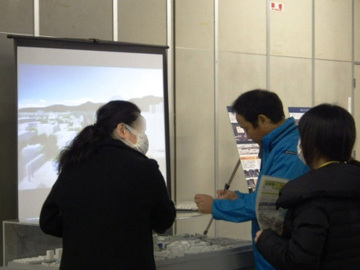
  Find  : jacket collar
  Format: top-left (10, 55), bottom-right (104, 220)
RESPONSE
top-left (277, 163), bottom-right (360, 209)
top-left (101, 137), bottom-right (147, 157)
top-left (261, 117), bottom-right (297, 153)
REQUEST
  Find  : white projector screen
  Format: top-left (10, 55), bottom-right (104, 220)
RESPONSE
top-left (12, 36), bottom-right (170, 219)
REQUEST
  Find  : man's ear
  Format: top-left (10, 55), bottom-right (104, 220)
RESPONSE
top-left (258, 114), bottom-right (271, 126)
top-left (114, 123), bottom-right (128, 139)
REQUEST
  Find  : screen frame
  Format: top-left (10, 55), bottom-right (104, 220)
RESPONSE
top-left (9, 35), bottom-right (172, 218)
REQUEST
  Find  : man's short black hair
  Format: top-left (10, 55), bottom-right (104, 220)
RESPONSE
top-left (232, 89), bottom-right (285, 127)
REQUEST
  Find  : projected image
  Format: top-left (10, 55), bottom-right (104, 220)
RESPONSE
top-left (18, 64), bottom-right (166, 191)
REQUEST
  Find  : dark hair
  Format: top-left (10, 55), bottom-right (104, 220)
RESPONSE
top-left (232, 89), bottom-right (285, 127)
top-left (298, 103), bottom-right (356, 167)
top-left (57, 100), bottom-right (140, 173)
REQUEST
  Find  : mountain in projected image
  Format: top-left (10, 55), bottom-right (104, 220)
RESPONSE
top-left (129, 95), bottom-right (163, 112)
top-left (17, 95), bottom-right (165, 191)
top-left (18, 95), bottom-right (163, 113)
top-left (18, 101), bottom-right (102, 113)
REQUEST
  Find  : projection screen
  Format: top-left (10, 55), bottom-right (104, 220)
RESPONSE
top-left (10, 36), bottom-right (171, 219)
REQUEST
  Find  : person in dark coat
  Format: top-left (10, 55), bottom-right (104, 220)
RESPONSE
top-left (40, 100), bottom-right (176, 270)
top-left (255, 103), bottom-right (360, 270)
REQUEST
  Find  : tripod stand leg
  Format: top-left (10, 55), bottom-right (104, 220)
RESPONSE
top-left (202, 159), bottom-right (241, 236)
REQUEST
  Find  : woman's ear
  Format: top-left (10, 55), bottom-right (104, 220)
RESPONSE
top-left (114, 123), bottom-right (128, 139)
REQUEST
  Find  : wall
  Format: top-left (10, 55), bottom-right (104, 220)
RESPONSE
top-left (0, 0), bottom-right (359, 265)
top-left (0, 0), bottom-right (35, 266)
top-left (173, 0), bottom-right (359, 240)
top-left (355, 0), bottom-right (360, 159)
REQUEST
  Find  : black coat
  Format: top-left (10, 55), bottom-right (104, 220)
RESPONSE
top-left (256, 162), bottom-right (360, 270)
top-left (40, 138), bottom-right (176, 270)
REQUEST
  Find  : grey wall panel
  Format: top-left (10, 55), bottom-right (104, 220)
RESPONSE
top-left (315, 0), bottom-right (352, 61)
top-left (118, 0), bottom-right (167, 45)
top-left (175, 48), bottom-right (215, 201)
top-left (270, 56), bottom-right (312, 112)
top-left (270, 0), bottom-right (312, 58)
top-left (0, 0), bottom-right (34, 34)
top-left (40, 0), bottom-right (112, 40)
top-left (0, 34), bottom-right (18, 266)
top-left (219, 0), bottom-right (266, 55)
top-left (175, 0), bottom-right (214, 50)
top-left (315, 60), bottom-right (352, 108)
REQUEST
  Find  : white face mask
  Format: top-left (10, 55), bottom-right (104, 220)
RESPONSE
top-left (123, 124), bottom-right (149, 155)
top-left (297, 139), bottom-right (306, 164)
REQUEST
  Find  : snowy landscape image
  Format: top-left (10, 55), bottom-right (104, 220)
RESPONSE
top-left (18, 64), bottom-right (167, 191)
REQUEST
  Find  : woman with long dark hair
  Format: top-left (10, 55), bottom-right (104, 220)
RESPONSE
top-left (40, 100), bottom-right (175, 270)
top-left (255, 103), bottom-right (360, 269)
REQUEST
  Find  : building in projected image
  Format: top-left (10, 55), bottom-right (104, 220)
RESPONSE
top-left (18, 98), bottom-right (166, 191)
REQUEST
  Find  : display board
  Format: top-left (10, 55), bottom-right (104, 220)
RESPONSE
top-left (227, 106), bottom-right (260, 192)
top-left (288, 107), bottom-right (311, 125)
top-left (10, 35), bottom-right (171, 219)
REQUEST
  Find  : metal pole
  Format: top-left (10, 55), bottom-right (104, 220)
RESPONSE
top-left (203, 159), bottom-right (241, 235)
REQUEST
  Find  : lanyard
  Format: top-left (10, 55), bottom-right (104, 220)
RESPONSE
top-left (316, 161), bottom-right (340, 169)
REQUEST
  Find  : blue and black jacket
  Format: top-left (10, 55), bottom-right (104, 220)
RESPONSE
top-left (213, 117), bottom-right (309, 270)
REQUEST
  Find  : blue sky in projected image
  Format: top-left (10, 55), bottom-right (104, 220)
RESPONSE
top-left (18, 64), bottom-right (163, 109)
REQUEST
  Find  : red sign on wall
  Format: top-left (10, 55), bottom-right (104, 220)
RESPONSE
top-left (271, 2), bottom-right (284, 12)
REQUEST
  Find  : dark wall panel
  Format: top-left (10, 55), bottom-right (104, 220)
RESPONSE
top-left (0, 0), bottom-right (34, 34)
top-left (118, 0), bottom-right (167, 45)
top-left (0, 34), bottom-right (18, 266)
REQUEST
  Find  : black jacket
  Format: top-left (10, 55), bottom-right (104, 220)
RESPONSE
top-left (256, 162), bottom-right (360, 270)
top-left (40, 138), bottom-right (176, 270)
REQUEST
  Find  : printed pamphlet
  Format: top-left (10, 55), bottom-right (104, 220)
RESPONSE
top-left (255, 175), bottom-right (289, 234)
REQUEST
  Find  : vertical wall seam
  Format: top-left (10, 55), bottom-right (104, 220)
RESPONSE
top-left (312, 0), bottom-right (315, 106)
top-left (214, 0), bottom-right (219, 237)
top-left (351, 0), bottom-right (355, 115)
top-left (167, 0), bottom-right (176, 203)
top-left (34, 0), bottom-right (40, 36)
top-left (113, 0), bottom-right (118, 41)
top-left (167, 0), bottom-right (177, 234)
top-left (266, 0), bottom-right (270, 89)
top-left (351, 0), bottom-right (355, 159)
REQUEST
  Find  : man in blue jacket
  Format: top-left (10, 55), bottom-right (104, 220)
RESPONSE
top-left (195, 89), bottom-right (309, 270)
